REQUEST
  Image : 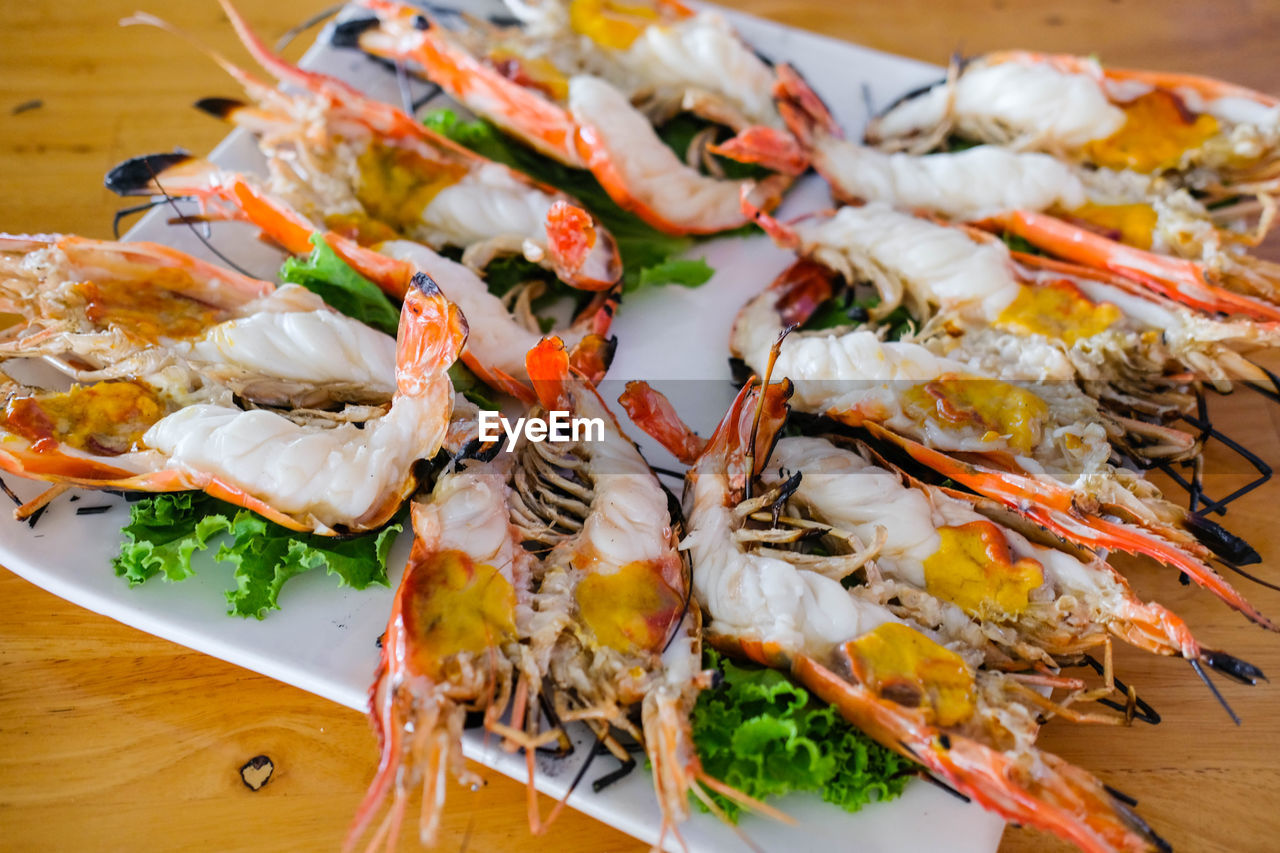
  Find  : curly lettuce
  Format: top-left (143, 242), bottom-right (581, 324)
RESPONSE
top-left (691, 648), bottom-right (909, 820)
top-left (279, 233), bottom-right (401, 335)
top-left (113, 491), bottom-right (400, 619)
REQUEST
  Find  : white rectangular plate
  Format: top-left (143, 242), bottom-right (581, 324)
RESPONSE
top-left (0, 3), bottom-right (1007, 851)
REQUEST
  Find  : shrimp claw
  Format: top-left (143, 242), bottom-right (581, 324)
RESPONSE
top-left (708, 126), bottom-right (810, 176)
top-left (1200, 649), bottom-right (1267, 685)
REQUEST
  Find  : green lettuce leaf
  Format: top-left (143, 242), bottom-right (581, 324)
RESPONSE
top-left (113, 492), bottom-right (233, 585)
top-left (112, 492), bottom-right (400, 619)
top-left (448, 361), bottom-right (499, 411)
top-left (636, 256), bottom-right (714, 290)
top-left (280, 233), bottom-right (504, 409)
top-left (423, 108), bottom-right (725, 292)
top-left (655, 112), bottom-right (772, 180)
top-left (801, 290), bottom-right (915, 341)
top-left (999, 231), bottom-right (1049, 257)
top-left (279, 233), bottom-right (401, 336)
top-left (690, 648), bottom-right (909, 821)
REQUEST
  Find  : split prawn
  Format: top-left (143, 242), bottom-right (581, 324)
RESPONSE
top-left (773, 63), bottom-right (1280, 305)
top-left (507, 337), bottom-right (779, 845)
top-left (0, 233), bottom-right (397, 408)
top-left (123, 0), bottom-right (622, 290)
top-left (341, 0), bottom-right (794, 235)
top-left (744, 200), bottom-right (1280, 390)
top-left (621, 376), bottom-right (1173, 853)
top-left (764, 434), bottom-right (1263, 687)
top-left (346, 451), bottom-right (535, 851)
top-left (0, 268), bottom-right (466, 534)
top-left (498, 0), bottom-right (808, 174)
top-left (729, 258), bottom-right (1278, 631)
top-left (865, 51), bottom-right (1280, 200)
top-left (106, 155), bottom-right (619, 398)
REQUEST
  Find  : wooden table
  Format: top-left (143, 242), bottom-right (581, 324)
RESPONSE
top-left (3, 1), bottom-right (1280, 851)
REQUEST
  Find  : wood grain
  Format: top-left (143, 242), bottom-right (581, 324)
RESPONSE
top-left (3, 1), bottom-right (1280, 851)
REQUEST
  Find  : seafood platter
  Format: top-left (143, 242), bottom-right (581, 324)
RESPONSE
top-left (5, 0), bottom-right (1280, 850)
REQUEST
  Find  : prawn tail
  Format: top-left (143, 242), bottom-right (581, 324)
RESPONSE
top-left (568, 333), bottom-right (617, 386)
top-left (703, 377), bottom-right (792, 488)
top-left (618, 381), bottom-right (708, 465)
top-left (398, 272), bottom-right (469, 392)
top-left (764, 257), bottom-right (841, 327)
top-left (709, 125), bottom-right (810, 176)
top-left (775, 63), bottom-right (841, 144)
top-left (525, 336), bottom-right (573, 410)
top-left (545, 200), bottom-right (622, 291)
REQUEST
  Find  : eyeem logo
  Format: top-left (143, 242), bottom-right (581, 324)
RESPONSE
top-left (478, 410), bottom-right (605, 452)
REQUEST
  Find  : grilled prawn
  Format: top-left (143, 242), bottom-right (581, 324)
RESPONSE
top-left (1, 264), bottom-right (465, 535)
top-left (766, 435), bottom-right (1261, 682)
top-left (623, 376), bottom-right (1173, 853)
top-left (341, 0), bottom-right (795, 235)
top-left (497, 0), bottom-right (808, 173)
top-left (509, 337), bottom-right (767, 843)
top-left (107, 155), bottom-right (618, 400)
top-left (729, 258), bottom-right (1277, 631)
top-left (623, 379), bottom-right (1262, 700)
top-left (746, 201), bottom-right (1280, 389)
top-left (773, 63), bottom-right (1280, 304)
top-left (351, 339), bottom-right (768, 848)
top-left (125, 0), bottom-right (621, 290)
top-left (347, 452), bottom-right (535, 851)
top-left (866, 51), bottom-right (1280, 198)
top-left (0, 234), bottom-right (396, 408)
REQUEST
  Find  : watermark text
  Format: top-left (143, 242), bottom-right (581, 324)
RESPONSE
top-left (478, 410), bottom-right (605, 452)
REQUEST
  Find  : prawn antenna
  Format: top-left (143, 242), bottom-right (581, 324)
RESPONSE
top-left (1218, 562), bottom-right (1280, 593)
top-left (1079, 654), bottom-right (1162, 725)
top-left (860, 82), bottom-right (875, 120)
top-left (457, 813), bottom-right (476, 853)
top-left (744, 324), bottom-right (794, 500)
top-left (274, 2), bottom-right (344, 53)
top-left (536, 730), bottom-right (603, 827)
top-left (111, 198), bottom-right (170, 239)
top-left (1190, 659), bottom-right (1241, 726)
top-left (915, 770), bottom-right (971, 804)
top-left (394, 57), bottom-right (416, 116)
top-left (0, 475), bottom-right (22, 508)
top-left (137, 159), bottom-right (259, 279)
top-left (1103, 784), bottom-right (1140, 807)
top-left (412, 82), bottom-right (443, 114)
top-left (661, 555), bottom-right (695, 655)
